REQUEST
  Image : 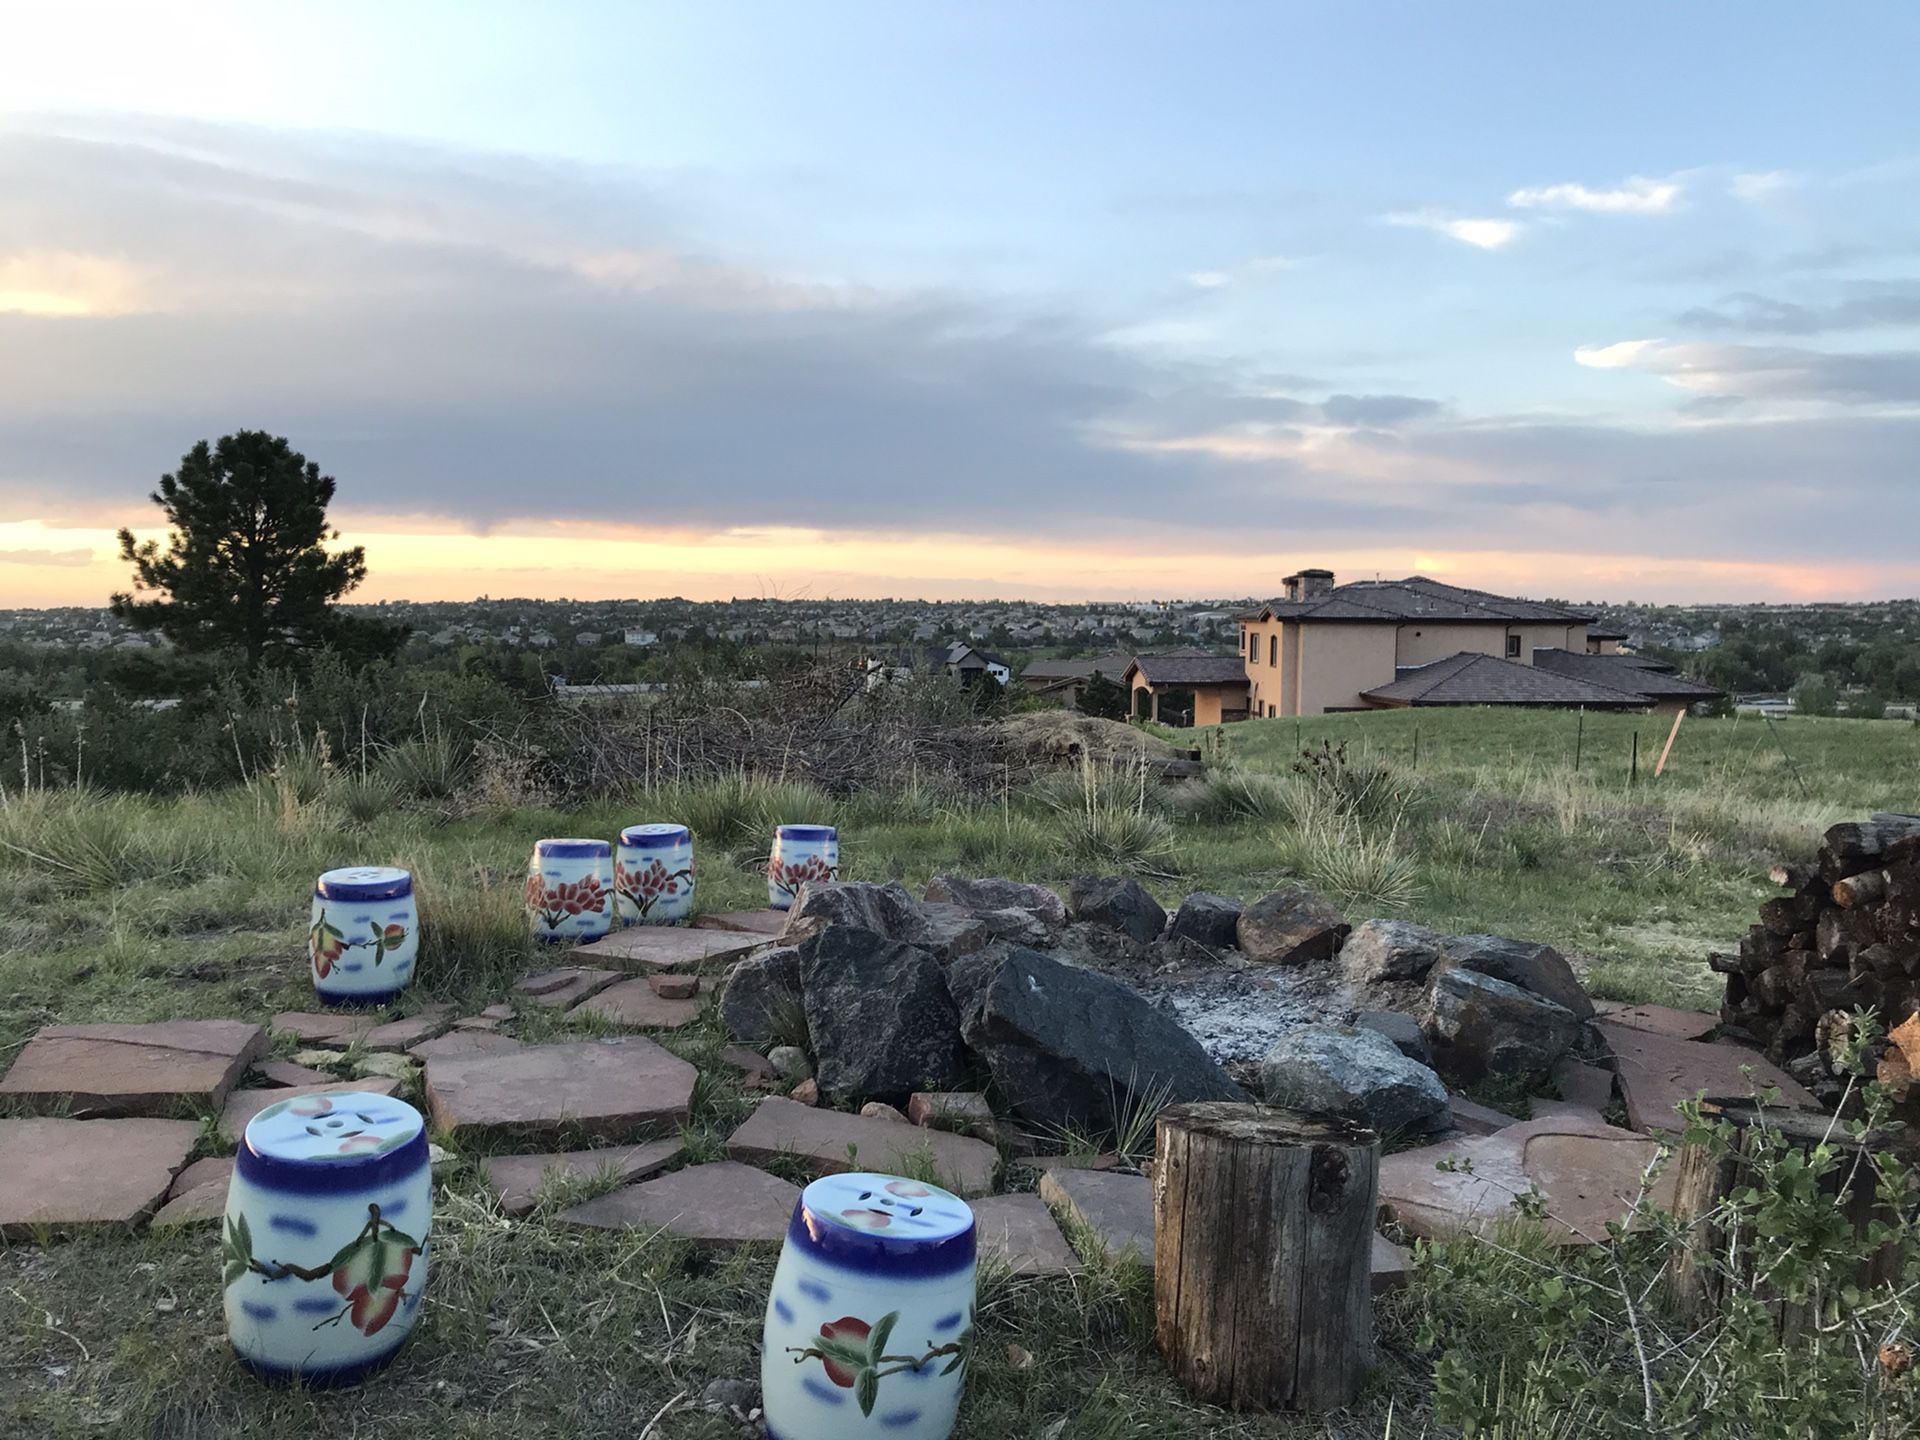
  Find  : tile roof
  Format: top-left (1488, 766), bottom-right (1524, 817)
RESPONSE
top-left (1251, 575), bottom-right (1594, 626)
top-left (1126, 654), bottom-right (1253, 687)
top-left (1017, 653), bottom-right (1135, 683)
top-left (1361, 652), bottom-right (1659, 708)
top-left (1531, 649), bottom-right (1724, 700)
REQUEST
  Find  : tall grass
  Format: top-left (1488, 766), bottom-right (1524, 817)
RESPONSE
top-left (1031, 754), bottom-right (1179, 876)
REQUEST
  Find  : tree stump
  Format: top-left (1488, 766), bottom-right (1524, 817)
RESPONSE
top-left (1667, 1099), bottom-right (1901, 1339)
top-left (1152, 1103), bottom-right (1378, 1412)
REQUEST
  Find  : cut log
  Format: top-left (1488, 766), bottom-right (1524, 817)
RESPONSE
top-left (1667, 1100), bottom-right (1900, 1339)
top-left (1152, 1103), bottom-right (1378, 1412)
top-left (1833, 871), bottom-right (1887, 910)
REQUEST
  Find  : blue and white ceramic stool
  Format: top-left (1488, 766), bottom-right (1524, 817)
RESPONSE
top-left (761, 1173), bottom-right (977, 1439)
top-left (767, 824), bottom-right (839, 910)
top-left (222, 1089), bottom-right (432, 1386)
top-left (614, 823), bottom-right (695, 925)
top-left (309, 866), bottom-right (418, 1005)
top-left (525, 838), bottom-right (616, 942)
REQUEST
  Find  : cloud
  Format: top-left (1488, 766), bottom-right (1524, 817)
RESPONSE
top-left (1574, 339), bottom-right (1666, 370)
top-left (1384, 211), bottom-right (1521, 250)
top-left (1185, 255), bottom-right (1298, 289)
top-left (0, 546), bottom-right (92, 565)
top-left (2, 116), bottom-right (1919, 586)
top-left (1506, 176), bottom-right (1681, 215)
top-left (1679, 284), bottom-right (1920, 335)
top-left (1318, 394), bottom-right (1442, 427)
top-left (1574, 337), bottom-right (1920, 405)
top-left (1729, 170), bottom-right (1795, 201)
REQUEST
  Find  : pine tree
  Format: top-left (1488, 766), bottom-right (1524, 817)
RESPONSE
top-left (111, 431), bottom-right (396, 668)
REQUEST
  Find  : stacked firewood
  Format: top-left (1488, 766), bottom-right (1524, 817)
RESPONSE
top-left (1714, 813), bottom-right (1920, 1078)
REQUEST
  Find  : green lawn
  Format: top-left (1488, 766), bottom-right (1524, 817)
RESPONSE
top-left (1, 707), bottom-right (1913, 1437)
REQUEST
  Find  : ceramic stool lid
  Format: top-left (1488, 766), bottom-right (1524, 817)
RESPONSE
top-left (620, 823), bottom-right (690, 846)
top-left (774, 824), bottom-right (837, 841)
top-left (534, 837), bottom-right (612, 858)
top-left (791, 1173), bottom-right (975, 1278)
top-left (316, 866), bottom-right (413, 902)
top-left (238, 1090), bottom-right (428, 1193)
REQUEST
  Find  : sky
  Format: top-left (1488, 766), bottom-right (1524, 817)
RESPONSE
top-left (2, 2), bottom-right (1918, 607)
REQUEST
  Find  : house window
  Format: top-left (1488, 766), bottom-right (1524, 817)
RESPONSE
top-left (1506, 634), bottom-right (1522, 659)
top-left (1268, 635), bottom-right (1278, 666)
top-left (1246, 630), bottom-right (1257, 660)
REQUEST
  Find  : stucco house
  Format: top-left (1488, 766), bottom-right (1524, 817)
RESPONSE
top-left (1236, 570), bottom-right (1721, 717)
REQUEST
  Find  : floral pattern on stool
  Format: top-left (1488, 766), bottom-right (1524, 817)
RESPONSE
top-left (615, 823), bottom-right (695, 925)
top-left (310, 867), bottom-right (418, 1007)
top-left (223, 1089), bottom-right (432, 1386)
top-left (761, 1172), bottom-right (976, 1439)
top-left (526, 838), bottom-right (616, 942)
top-left (767, 824), bottom-right (839, 911)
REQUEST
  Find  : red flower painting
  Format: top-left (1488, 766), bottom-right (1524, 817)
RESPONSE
top-left (769, 853), bottom-right (837, 898)
top-left (614, 855), bottom-right (694, 917)
top-left (528, 871), bottom-right (608, 930)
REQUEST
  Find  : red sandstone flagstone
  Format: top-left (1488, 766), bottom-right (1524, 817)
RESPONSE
top-left (1040, 1168), bottom-right (1154, 1267)
top-left (649, 972), bottom-right (700, 999)
top-left (571, 926), bottom-right (765, 971)
top-left (1380, 1114), bottom-right (1677, 1244)
top-left (572, 977), bottom-right (708, 1030)
top-left (556, 1161), bottom-right (798, 1247)
top-left (410, 1030), bottom-right (526, 1061)
top-left (151, 1156), bottom-right (234, 1228)
top-left (1599, 1021), bottom-right (1818, 1133)
top-left (362, 1006), bottom-right (457, 1052)
top-left (426, 1037), bottom-right (697, 1146)
top-left (251, 1058), bottom-right (335, 1088)
top-left (0, 1118), bottom-right (200, 1237)
top-left (906, 1091), bottom-right (996, 1140)
top-left (693, 909), bottom-right (787, 936)
top-left (512, 967), bottom-right (623, 1009)
top-left (724, 1096), bottom-right (999, 1196)
top-left (0, 1020), bottom-right (265, 1118)
top-left (1601, 1005), bottom-right (1719, 1042)
top-left (480, 1139), bottom-right (686, 1216)
top-left (971, 1194), bottom-right (1079, 1276)
top-left (272, 1011), bottom-right (374, 1045)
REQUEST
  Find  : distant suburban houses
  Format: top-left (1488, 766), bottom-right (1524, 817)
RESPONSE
top-left (1006, 570), bottom-right (1725, 726)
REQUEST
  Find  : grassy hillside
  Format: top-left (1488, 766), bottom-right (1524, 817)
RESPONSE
top-left (1, 707), bottom-right (1913, 1437)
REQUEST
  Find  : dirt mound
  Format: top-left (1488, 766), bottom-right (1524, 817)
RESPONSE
top-left (995, 712), bottom-right (1202, 778)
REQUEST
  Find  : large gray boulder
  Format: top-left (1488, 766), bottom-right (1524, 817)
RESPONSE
top-left (1260, 1025), bottom-right (1451, 1137)
top-left (948, 944), bottom-right (1243, 1133)
top-left (1168, 892), bottom-right (1243, 950)
top-left (1422, 967), bottom-right (1581, 1082)
top-left (1068, 876), bottom-right (1167, 944)
top-left (924, 875), bottom-right (1067, 932)
top-left (1433, 934), bottom-right (1594, 1020)
top-left (719, 946), bottom-right (804, 1047)
top-left (780, 881), bottom-right (929, 944)
top-left (799, 927), bottom-right (968, 1105)
top-left (1342, 919), bottom-right (1447, 986)
top-left (1237, 886), bottom-right (1350, 964)
top-left (1353, 1008), bottom-right (1433, 1067)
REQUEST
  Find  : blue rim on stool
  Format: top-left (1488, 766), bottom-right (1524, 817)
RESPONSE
top-left (774, 824), bottom-right (837, 843)
top-left (534, 838), bottom-right (613, 859)
top-left (619, 823), bottom-right (690, 848)
top-left (315, 866), bottom-right (414, 903)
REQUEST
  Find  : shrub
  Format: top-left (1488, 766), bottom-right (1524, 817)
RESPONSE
top-left (377, 732), bottom-right (472, 801)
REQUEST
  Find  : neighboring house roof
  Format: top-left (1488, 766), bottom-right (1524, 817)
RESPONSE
top-left (1361, 652), bottom-right (1658, 709)
top-left (1125, 654), bottom-right (1253, 687)
top-left (1018, 653), bottom-right (1135, 683)
top-left (1531, 649), bottom-right (1724, 700)
top-left (1242, 575), bottom-right (1594, 626)
top-left (1586, 626), bottom-right (1630, 640)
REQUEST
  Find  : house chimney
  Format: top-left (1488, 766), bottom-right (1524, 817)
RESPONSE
top-left (1289, 567), bottom-right (1335, 600)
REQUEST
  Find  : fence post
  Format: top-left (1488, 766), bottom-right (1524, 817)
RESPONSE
top-left (1573, 706), bottom-right (1584, 773)
top-left (1629, 730), bottom-right (1640, 788)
